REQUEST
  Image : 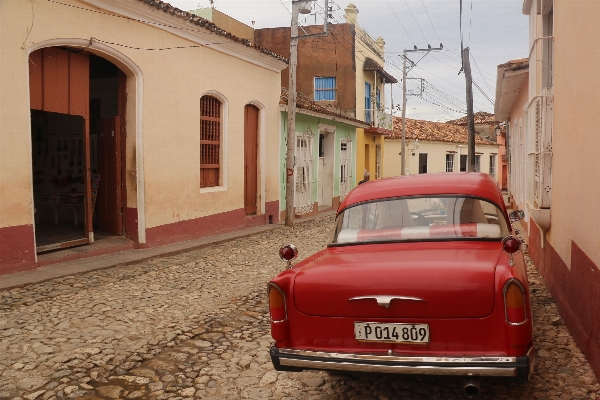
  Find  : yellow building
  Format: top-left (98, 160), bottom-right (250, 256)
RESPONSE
top-left (344, 4), bottom-right (396, 183)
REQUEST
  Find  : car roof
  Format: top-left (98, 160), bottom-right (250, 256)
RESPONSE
top-left (339, 172), bottom-right (503, 213)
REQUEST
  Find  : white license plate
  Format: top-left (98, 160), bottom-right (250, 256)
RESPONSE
top-left (354, 322), bottom-right (430, 344)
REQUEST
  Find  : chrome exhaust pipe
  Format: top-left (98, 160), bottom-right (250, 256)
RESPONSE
top-left (463, 377), bottom-right (480, 398)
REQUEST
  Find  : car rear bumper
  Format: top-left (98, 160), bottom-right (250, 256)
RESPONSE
top-left (271, 347), bottom-right (534, 381)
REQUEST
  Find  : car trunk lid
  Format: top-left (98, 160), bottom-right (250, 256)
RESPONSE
top-left (293, 242), bottom-right (500, 319)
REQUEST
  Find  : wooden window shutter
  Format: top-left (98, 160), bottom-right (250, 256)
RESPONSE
top-left (200, 96), bottom-right (221, 188)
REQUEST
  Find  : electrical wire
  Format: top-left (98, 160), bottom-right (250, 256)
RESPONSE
top-left (404, 0), bottom-right (428, 44)
top-left (420, 0), bottom-right (441, 44)
top-left (385, 0), bottom-right (415, 46)
top-left (472, 80), bottom-right (494, 105)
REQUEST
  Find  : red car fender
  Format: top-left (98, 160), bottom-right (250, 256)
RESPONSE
top-left (495, 251), bottom-right (533, 356)
top-left (269, 270), bottom-right (297, 346)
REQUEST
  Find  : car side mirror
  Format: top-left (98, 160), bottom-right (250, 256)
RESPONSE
top-left (508, 210), bottom-right (525, 222)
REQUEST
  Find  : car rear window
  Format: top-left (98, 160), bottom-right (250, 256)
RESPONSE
top-left (332, 196), bottom-right (510, 244)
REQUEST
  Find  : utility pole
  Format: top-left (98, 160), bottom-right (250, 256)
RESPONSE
top-left (285, 0), bottom-right (328, 227)
top-left (400, 52), bottom-right (408, 176)
top-left (285, 1), bottom-right (300, 227)
top-left (462, 47), bottom-right (476, 172)
top-left (400, 44), bottom-right (443, 175)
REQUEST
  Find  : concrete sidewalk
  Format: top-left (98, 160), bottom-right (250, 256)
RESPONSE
top-left (0, 211), bottom-right (336, 291)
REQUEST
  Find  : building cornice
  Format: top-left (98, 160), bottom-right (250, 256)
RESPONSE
top-left (81, 0), bottom-right (287, 72)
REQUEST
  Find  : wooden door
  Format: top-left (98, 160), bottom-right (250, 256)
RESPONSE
top-left (96, 117), bottom-right (123, 235)
top-left (244, 105), bottom-right (258, 215)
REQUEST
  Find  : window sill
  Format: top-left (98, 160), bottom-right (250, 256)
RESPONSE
top-left (200, 185), bottom-right (228, 194)
top-left (526, 202), bottom-right (551, 248)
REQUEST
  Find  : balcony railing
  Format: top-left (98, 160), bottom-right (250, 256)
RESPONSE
top-left (365, 109), bottom-right (393, 130)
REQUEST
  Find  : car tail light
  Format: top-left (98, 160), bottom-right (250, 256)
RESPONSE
top-left (504, 279), bottom-right (527, 325)
top-left (279, 244), bottom-right (298, 269)
top-left (502, 236), bottom-right (521, 254)
top-left (502, 236), bottom-right (521, 266)
top-left (268, 283), bottom-right (287, 323)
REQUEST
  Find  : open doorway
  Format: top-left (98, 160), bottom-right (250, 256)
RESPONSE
top-left (29, 48), bottom-right (127, 253)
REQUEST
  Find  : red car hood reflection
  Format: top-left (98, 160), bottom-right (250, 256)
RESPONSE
top-left (293, 243), bottom-right (501, 319)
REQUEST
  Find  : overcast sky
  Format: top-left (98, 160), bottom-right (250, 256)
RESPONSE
top-left (167, 0), bottom-right (529, 122)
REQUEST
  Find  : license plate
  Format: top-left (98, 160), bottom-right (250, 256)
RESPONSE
top-left (354, 322), bottom-right (429, 344)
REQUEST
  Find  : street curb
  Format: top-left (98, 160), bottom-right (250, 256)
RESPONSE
top-left (0, 211), bottom-right (336, 291)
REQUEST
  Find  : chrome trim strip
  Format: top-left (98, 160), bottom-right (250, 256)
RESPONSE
top-left (278, 349), bottom-right (517, 363)
top-left (349, 295), bottom-right (425, 308)
top-left (279, 359), bottom-right (518, 377)
top-left (267, 283), bottom-right (288, 323)
top-left (503, 278), bottom-right (528, 326)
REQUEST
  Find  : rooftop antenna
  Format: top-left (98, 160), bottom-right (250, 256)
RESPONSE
top-left (251, 19), bottom-right (255, 29)
top-left (209, 0), bottom-right (214, 8)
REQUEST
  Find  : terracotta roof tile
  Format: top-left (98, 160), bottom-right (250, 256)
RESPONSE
top-left (446, 111), bottom-right (499, 126)
top-left (498, 58), bottom-right (529, 71)
top-left (280, 88), bottom-right (368, 126)
top-left (137, 0), bottom-right (288, 63)
top-left (388, 117), bottom-right (497, 146)
top-left (363, 58), bottom-right (398, 83)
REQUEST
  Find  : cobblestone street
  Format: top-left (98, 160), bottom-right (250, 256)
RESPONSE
top-left (1, 216), bottom-right (599, 400)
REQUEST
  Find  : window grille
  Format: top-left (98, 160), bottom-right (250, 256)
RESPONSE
top-left (200, 95), bottom-right (221, 188)
top-left (339, 139), bottom-right (352, 198)
top-left (445, 153), bottom-right (455, 172)
top-left (489, 154), bottom-right (496, 178)
top-left (295, 132), bottom-right (314, 214)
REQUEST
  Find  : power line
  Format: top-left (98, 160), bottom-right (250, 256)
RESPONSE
top-left (385, 0), bottom-right (415, 45)
top-left (277, 0), bottom-right (291, 15)
top-left (420, 0), bottom-right (441, 43)
top-left (404, 0), bottom-right (428, 44)
top-left (472, 80), bottom-right (494, 105)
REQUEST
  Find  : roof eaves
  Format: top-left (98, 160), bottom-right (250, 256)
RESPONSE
top-left (280, 89), bottom-right (369, 128)
top-left (135, 0), bottom-right (288, 63)
top-left (363, 57), bottom-right (398, 83)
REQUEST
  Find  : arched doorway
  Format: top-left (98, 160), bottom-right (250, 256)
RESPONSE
top-left (29, 47), bottom-right (132, 252)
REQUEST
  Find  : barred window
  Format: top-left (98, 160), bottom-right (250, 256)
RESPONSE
top-left (200, 95), bottom-right (221, 188)
top-left (445, 153), bottom-right (455, 172)
top-left (489, 154), bottom-right (497, 178)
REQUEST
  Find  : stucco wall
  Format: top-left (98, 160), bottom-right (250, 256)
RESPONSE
top-left (0, 0), bottom-right (283, 234)
top-left (355, 131), bottom-right (384, 180)
top-left (384, 139), bottom-right (499, 180)
top-left (508, 73), bottom-right (529, 213)
top-left (254, 24), bottom-right (358, 117)
top-left (547, 0), bottom-right (600, 267)
top-left (278, 111), bottom-right (358, 212)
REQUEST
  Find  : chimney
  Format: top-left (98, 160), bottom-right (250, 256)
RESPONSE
top-left (344, 3), bottom-right (358, 25)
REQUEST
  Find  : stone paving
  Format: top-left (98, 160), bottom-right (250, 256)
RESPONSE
top-left (0, 215), bottom-right (599, 400)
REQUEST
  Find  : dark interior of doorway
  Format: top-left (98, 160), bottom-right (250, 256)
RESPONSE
top-left (31, 52), bottom-right (124, 253)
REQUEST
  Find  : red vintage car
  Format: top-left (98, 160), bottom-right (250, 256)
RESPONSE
top-left (268, 172), bottom-right (533, 397)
